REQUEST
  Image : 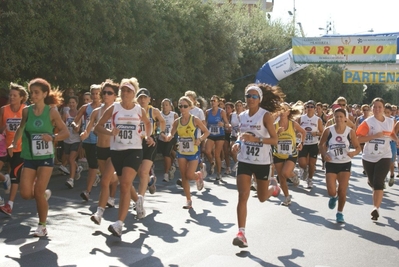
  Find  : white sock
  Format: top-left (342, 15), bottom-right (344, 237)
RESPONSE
top-left (239, 227), bottom-right (245, 234)
top-left (97, 207), bottom-right (105, 216)
top-left (8, 201), bottom-right (14, 209)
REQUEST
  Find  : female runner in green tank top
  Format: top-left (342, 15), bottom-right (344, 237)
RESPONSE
top-left (10, 78), bottom-right (69, 237)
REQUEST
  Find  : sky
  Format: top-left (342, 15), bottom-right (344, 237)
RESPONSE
top-left (269, 0), bottom-right (399, 37)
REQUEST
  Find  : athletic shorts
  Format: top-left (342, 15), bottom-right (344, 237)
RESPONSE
top-left (207, 135), bottom-right (225, 142)
top-left (273, 155), bottom-right (297, 164)
top-left (8, 151), bottom-right (23, 184)
top-left (142, 136), bottom-right (158, 162)
top-left (83, 143), bottom-right (98, 169)
top-left (63, 142), bottom-right (81, 154)
top-left (298, 144), bottom-right (319, 158)
top-left (237, 161), bottom-right (271, 180)
top-left (23, 158), bottom-right (54, 170)
top-left (157, 138), bottom-right (176, 157)
top-left (325, 161), bottom-right (351, 174)
top-left (111, 149), bottom-right (142, 176)
top-left (97, 146), bottom-right (111, 161)
top-left (224, 133), bottom-right (231, 143)
top-left (177, 151), bottom-right (200, 162)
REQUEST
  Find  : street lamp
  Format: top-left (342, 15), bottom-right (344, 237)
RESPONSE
top-left (288, 0), bottom-right (296, 32)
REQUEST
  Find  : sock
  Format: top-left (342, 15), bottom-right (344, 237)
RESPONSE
top-left (39, 222), bottom-right (46, 227)
top-left (337, 211), bottom-right (343, 214)
top-left (97, 207), bottom-right (105, 216)
top-left (8, 201), bottom-right (14, 209)
top-left (239, 227), bottom-right (245, 234)
top-left (116, 220), bottom-right (123, 227)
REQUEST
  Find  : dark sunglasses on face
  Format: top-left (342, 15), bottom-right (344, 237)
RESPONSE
top-left (306, 105), bottom-right (315, 108)
top-left (102, 91), bottom-right (114, 96)
top-left (179, 104), bottom-right (189, 109)
top-left (245, 94), bottom-right (260, 100)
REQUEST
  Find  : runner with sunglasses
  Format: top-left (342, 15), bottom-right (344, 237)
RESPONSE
top-left (298, 100), bottom-right (324, 189)
top-left (231, 83), bottom-right (284, 248)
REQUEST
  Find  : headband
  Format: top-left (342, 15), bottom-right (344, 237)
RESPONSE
top-left (245, 86), bottom-right (263, 101)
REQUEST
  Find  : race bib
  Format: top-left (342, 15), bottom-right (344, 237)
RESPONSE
top-left (277, 140), bottom-right (293, 155)
top-left (304, 132), bottom-right (315, 144)
top-left (31, 134), bottom-right (54, 156)
top-left (209, 124), bottom-right (220, 135)
top-left (367, 139), bottom-right (385, 155)
top-left (243, 141), bottom-right (262, 162)
top-left (6, 118), bottom-right (21, 132)
top-left (328, 144), bottom-right (347, 160)
top-left (178, 137), bottom-right (194, 153)
top-left (115, 124), bottom-right (136, 144)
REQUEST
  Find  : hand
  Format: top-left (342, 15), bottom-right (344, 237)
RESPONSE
top-left (42, 134), bottom-right (53, 142)
top-left (324, 154), bottom-right (332, 162)
top-left (347, 152), bottom-right (355, 158)
top-left (111, 128), bottom-right (120, 137)
top-left (146, 136), bottom-right (155, 147)
top-left (277, 127), bottom-right (284, 134)
top-left (7, 144), bottom-right (14, 158)
top-left (80, 131), bottom-right (88, 141)
top-left (232, 143), bottom-right (240, 153)
top-left (296, 143), bottom-right (303, 151)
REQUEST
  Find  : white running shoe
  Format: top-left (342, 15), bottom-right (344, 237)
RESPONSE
top-left (91, 212), bottom-right (102, 225)
top-left (225, 167), bottom-right (231, 175)
top-left (107, 197), bottom-right (115, 208)
top-left (108, 222), bottom-right (122, 237)
top-left (44, 189), bottom-right (52, 201)
top-left (93, 174), bottom-right (101, 187)
top-left (148, 175), bottom-right (157, 194)
top-left (65, 178), bottom-right (74, 189)
top-left (75, 166), bottom-right (83, 180)
top-left (168, 165), bottom-right (176, 180)
top-left (290, 170), bottom-right (300, 187)
top-left (301, 167), bottom-right (308, 181)
top-left (221, 161), bottom-right (226, 169)
top-left (136, 195), bottom-right (146, 219)
top-left (163, 173), bottom-right (170, 182)
top-left (3, 174), bottom-right (11, 194)
top-left (281, 195), bottom-right (292, 206)
top-left (232, 162), bottom-right (238, 172)
top-left (33, 224), bottom-right (48, 237)
top-left (58, 165), bottom-right (70, 175)
top-left (196, 171), bottom-right (204, 191)
top-left (0, 196), bottom-right (4, 206)
top-left (201, 162), bottom-right (208, 179)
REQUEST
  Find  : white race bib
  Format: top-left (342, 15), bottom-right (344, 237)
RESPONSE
top-left (277, 140), bottom-right (293, 155)
top-left (209, 124), bottom-right (220, 135)
top-left (31, 134), bottom-right (54, 156)
top-left (115, 124), bottom-right (136, 145)
top-left (178, 137), bottom-right (194, 153)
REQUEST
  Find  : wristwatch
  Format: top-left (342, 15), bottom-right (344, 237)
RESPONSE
top-left (259, 137), bottom-right (263, 144)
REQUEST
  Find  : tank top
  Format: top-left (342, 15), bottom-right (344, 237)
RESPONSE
top-left (206, 108), bottom-right (225, 137)
top-left (359, 116), bottom-right (394, 162)
top-left (273, 120), bottom-right (298, 159)
top-left (230, 112), bottom-right (240, 138)
top-left (326, 126), bottom-right (352, 163)
top-left (110, 103), bottom-right (143, 150)
top-left (177, 115), bottom-right (198, 155)
top-left (159, 111), bottom-right (176, 141)
top-left (139, 106), bottom-right (157, 137)
top-left (21, 105), bottom-right (54, 160)
top-left (64, 110), bottom-right (81, 144)
top-left (97, 104), bottom-right (112, 131)
top-left (300, 114), bottom-right (320, 145)
top-left (237, 108), bottom-right (272, 165)
top-left (3, 104), bottom-right (25, 152)
top-left (83, 104), bottom-right (98, 144)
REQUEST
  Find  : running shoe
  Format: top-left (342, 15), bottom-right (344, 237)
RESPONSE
top-left (201, 162), bottom-right (208, 179)
top-left (0, 196), bottom-right (3, 206)
top-left (108, 222), bottom-right (122, 237)
top-left (174, 158), bottom-right (179, 168)
top-left (301, 167), bottom-right (308, 181)
top-left (389, 176), bottom-right (394, 187)
top-left (306, 178), bottom-right (313, 189)
top-left (183, 200), bottom-right (192, 209)
top-left (221, 161), bottom-right (226, 169)
top-left (80, 190), bottom-right (90, 201)
top-left (148, 175), bottom-right (157, 194)
top-left (328, 196), bottom-right (338, 209)
top-left (225, 167), bottom-right (231, 175)
top-left (232, 231), bottom-right (248, 248)
top-left (215, 173), bottom-right (222, 181)
top-left (232, 162), bottom-right (238, 172)
top-left (33, 225), bottom-right (48, 237)
top-left (3, 174), bottom-right (11, 194)
top-left (281, 195), bottom-right (292, 206)
top-left (270, 177), bottom-right (280, 197)
top-left (75, 166), bottom-right (83, 180)
top-left (91, 212), bottom-right (102, 225)
top-left (58, 165), bottom-right (70, 175)
top-left (209, 162), bottom-right (215, 175)
top-left (169, 165), bottom-right (177, 180)
top-left (65, 178), bottom-right (74, 189)
top-left (250, 176), bottom-right (257, 191)
top-left (107, 197), bottom-right (115, 208)
top-left (196, 171), bottom-right (204, 191)
top-left (44, 189), bottom-right (52, 201)
top-left (0, 203), bottom-right (12, 216)
top-left (290, 170), bottom-right (300, 187)
top-left (371, 208), bottom-right (379, 221)
top-left (163, 173), bottom-right (170, 182)
top-left (136, 195), bottom-right (146, 219)
top-left (93, 174), bottom-right (101, 187)
top-left (176, 179), bottom-right (183, 187)
top-left (336, 213), bottom-right (345, 223)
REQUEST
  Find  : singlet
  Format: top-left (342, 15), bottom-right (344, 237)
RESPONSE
top-left (206, 108), bottom-right (225, 137)
top-left (177, 115), bottom-right (198, 155)
top-left (300, 114), bottom-right (320, 145)
top-left (237, 108), bottom-right (272, 165)
top-left (110, 103), bottom-right (143, 150)
top-left (189, 106), bottom-right (205, 138)
top-left (230, 112), bottom-right (240, 138)
top-left (21, 105), bottom-right (54, 160)
top-left (139, 106), bottom-right (157, 137)
top-left (64, 110), bottom-right (81, 144)
top-left (97, 104), bottom-right (112, 131)
top-left (273, 120), bottom-right (298, 159)
top-left (3, 104), bottom-right (25, 152)
top-left (83, 104), bottom-right (98, 144)
top-left (356, 116), bottom-right (394, 163)
top-left (326, 125), bottom-right (352, 163)
top-left (159, 111), bottom-right (176, 141)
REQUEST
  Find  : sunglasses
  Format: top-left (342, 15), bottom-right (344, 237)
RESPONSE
top-left (306, 105), bottom-right (315, 108)
top-left (339, 104), bottom-right (346, 107)
top-left (245, 94), bottom-right (260, 99)
top-left (102, 91), bottom-right (115, 96)
top-left (179, 104), bottom-right (189, 109)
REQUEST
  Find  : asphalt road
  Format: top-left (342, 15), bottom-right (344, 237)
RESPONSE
top-left (0, 154), bottom-right (398, 267)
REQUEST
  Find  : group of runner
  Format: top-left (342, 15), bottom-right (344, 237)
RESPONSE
top-left (0, 79), bottom-right (397, 247)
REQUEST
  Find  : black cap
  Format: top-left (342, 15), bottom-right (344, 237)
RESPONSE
top-left (306, 100), bottom-right (316, 106)
top-left (136, 88), bottom-right (150, 98)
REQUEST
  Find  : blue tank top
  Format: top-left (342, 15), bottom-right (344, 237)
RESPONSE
top-left (83, 104), bottom-right (98, 144)
top-left (207, 108), bottom-right (225, 137)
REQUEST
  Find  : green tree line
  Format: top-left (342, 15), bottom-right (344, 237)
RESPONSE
top-left (0, 0), bottom-right (394, 104)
